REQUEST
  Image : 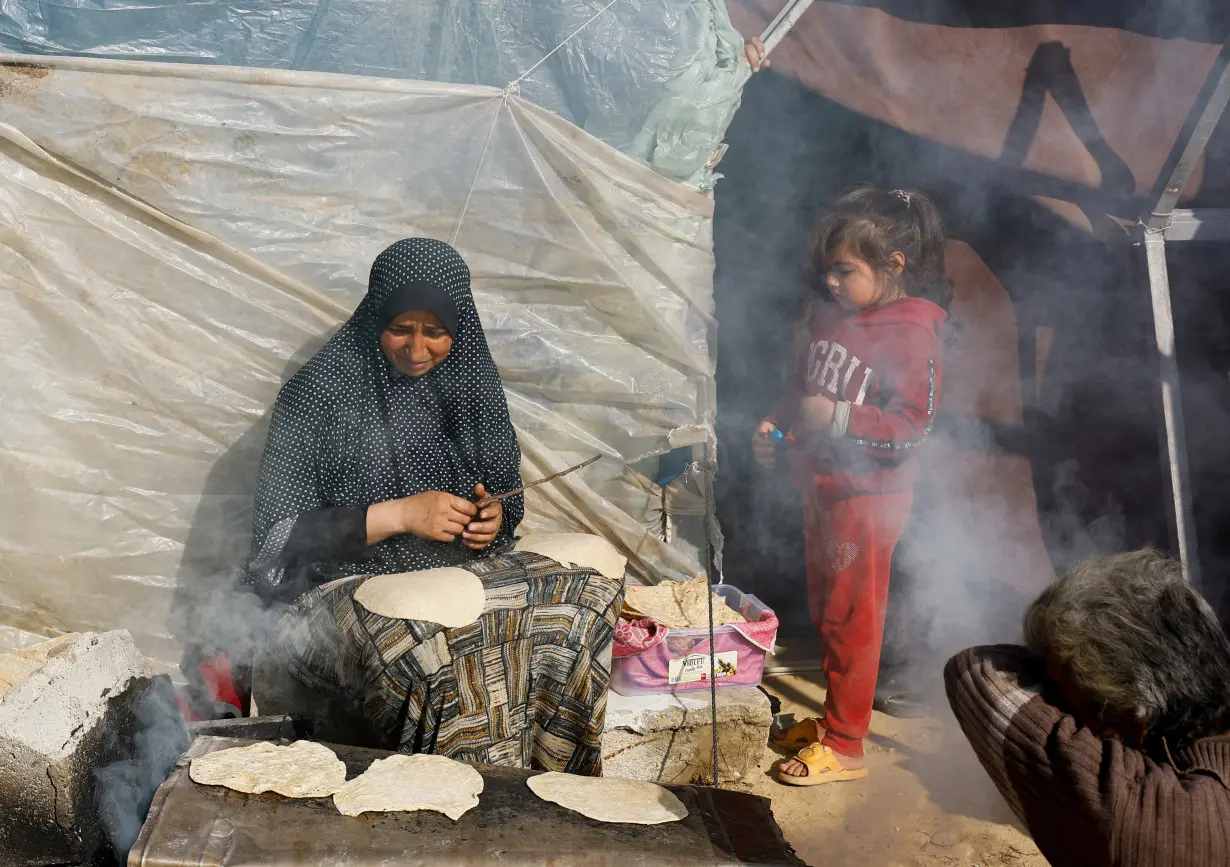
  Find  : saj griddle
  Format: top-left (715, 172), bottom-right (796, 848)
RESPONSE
top-left (128, 733), bottom-right (805, 867)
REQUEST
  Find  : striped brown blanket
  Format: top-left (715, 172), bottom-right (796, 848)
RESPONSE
top-left (262, 550), bottom-right (623, 776)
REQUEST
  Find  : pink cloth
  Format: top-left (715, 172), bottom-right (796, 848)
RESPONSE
top-left (613, 617), bottom-right (665, 658)
top-left (613, 612), bottom-right (779, 659)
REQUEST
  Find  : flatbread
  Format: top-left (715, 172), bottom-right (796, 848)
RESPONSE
top-left (189, 741), bottom-right (347, 798)
top-left (354, 567), bottom-right (485, 626)
top-left (514, 533), bottom-right (627, 582)
top-left (624, 576), bottom-right (745, 628)
top-left (333, 754), bottom-right (484, 820)
top-left (527, 773), bottom-right (688, 825)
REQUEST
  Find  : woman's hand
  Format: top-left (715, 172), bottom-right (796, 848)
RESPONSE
top-left (743, 36), bottom-right (769, 72)
top-left (462, 484), bottom-right (503, 551)
top-left (367, 492), bottom-right (477, 545)
top-left (752, 419), bottom-right (778, 469)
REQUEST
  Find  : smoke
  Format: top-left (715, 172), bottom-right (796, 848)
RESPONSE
top-left (173, 574), bottom-right (283, 692)
top-left (165, 349), bottom-right (321, 716)
top-left (1044, 459), bottom-right (1128, 570)
top-left (93, 676), bottom-right (191, 859)
top-left (889, 433), bottom-right (1131, 673)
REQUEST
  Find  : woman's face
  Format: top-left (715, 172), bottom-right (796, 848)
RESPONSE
top-left (380, 309), bottom-right (453, 377)
top-left (825, 242), bottom-right (904, 311)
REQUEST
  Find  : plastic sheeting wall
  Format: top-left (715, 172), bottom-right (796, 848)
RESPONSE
top-left (0, 56), bottom-right (720, 670)
top-left (0, 0), bottom-right (747, 188)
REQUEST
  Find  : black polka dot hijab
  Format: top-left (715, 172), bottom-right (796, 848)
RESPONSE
top-left (243, 238), bottom-right (524, 590)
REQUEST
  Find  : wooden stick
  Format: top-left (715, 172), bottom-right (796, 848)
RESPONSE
top-left (478, 455), bottom-right (600, 506)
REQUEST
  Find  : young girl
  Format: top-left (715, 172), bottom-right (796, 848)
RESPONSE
top-left (753, 186), bottom-right (949, 786)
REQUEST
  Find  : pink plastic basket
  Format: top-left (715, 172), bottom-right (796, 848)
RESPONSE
top-left (611, 585), bottom-right (776, 696)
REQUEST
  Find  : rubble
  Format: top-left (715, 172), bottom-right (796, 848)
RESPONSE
top-left (0, 631), bottom-right (187, 865)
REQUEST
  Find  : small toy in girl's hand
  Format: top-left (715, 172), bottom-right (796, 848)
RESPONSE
top-left (769, 427), bottom-right (798, 457)
top-left (753, 424), bottom-right (796, 471)
top-left (752, 420), bottom-right (784, 469)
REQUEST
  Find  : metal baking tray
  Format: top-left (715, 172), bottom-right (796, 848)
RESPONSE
top-left (128, 736), bottom-right (805, 866)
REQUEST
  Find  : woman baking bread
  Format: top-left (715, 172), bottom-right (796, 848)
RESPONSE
top-left (241, 237), bottom-right (523, 599)
top-left (204, 239), bottom-right (622, 775)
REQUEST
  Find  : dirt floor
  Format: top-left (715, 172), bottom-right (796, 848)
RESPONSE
top-left (730, 673), bottom-right (1049, 867)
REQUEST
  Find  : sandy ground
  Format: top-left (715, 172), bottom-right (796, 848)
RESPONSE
top-left (728, 673), bottom-right (1049, 867)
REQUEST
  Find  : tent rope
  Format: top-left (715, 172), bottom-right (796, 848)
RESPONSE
top-left (509, 0), bottom-right (624, 90)
top-left (701, 438), bottom-right (720, 787)
top-left (448, 93), bottom-right (507, 246)
top-left (509, 0), bottom-right (624, 88)
top-left (452, 0), bottom-right (622, 243)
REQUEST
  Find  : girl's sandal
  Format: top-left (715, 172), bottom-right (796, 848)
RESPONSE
top-left (776, 744), bottom-right (868, 787)
top-left (769, 717), bottom-right (827, 754)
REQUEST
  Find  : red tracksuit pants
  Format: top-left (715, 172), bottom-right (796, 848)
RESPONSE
top-left (804, 490), bottom-right (914, 757)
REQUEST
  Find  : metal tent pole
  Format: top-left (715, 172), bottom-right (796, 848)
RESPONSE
top-left (1139, 228), bottom-right (1200, 587)
top-left (759, 0), bottom-right (816, 55)
top-left (715, 0), bottom-right (815, 167)
top-left (1163, 208), bottom-right (1230, 241)
top-left (1145, 41), bottom-right (1230, 235)
top-left (1135, 38), bottom-right (1230, 586)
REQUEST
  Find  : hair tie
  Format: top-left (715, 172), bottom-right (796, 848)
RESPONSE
top-left (891, 189), bottom-right (912, 207)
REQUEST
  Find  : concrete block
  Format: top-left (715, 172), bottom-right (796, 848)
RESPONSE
top-left (601, 687), bottom-right (772, 785)
top-left (0, 630), bottom-right (187, 866)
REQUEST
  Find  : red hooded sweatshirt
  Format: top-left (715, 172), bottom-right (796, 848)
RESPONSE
top-left (769, 296), bottom-right (947, 498)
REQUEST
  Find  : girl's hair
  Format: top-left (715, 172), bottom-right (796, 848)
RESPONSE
top-left (810, 185), bottom-right (952, 307)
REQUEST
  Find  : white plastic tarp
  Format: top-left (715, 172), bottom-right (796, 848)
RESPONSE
top-left (0, 56), bottom-right (720, 671)
top-left (0, 0), bottom-right (748, 188)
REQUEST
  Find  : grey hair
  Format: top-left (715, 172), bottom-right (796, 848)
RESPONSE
top-left (1024, 549), bottom-right (1230, 750)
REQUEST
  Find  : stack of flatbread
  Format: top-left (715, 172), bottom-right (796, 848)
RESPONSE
top-left (623, 576), bottom-right (745, 628)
